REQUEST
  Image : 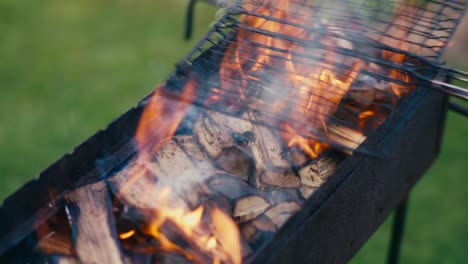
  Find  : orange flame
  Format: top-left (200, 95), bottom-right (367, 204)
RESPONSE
top-left (210, 0), bottom-right (415, 158)
top-left (135, 78), bottom-right (197, 159)
top-left (128, 77), bottom-right (242, 263)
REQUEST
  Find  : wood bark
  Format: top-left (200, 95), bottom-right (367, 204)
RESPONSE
top-left (65, 182), bottom-right (125, 264)
top-left (234, 195), bottom-right (271, 223)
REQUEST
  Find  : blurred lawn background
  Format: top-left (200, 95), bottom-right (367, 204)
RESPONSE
top-left (0, 0), bottom-right (466, 263)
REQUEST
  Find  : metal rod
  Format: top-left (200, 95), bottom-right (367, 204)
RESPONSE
top-left (185, 0), bottom-right (198, 40)
top-left (387, 198), bottom-right (409, 264)
top-left (448, 101), bottom-right (468, 117)
top-left (185, 0), bottom-right (233, 40)
top-left (431, 79), bottom-right (468, 100)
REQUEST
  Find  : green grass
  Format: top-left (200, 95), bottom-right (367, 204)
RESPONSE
top-left (0, 0), bottom-right (217, 198)
top-left (0, 1), bottom-right (466, 263)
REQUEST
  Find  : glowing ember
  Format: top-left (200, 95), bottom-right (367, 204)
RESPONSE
top-left (119, 230), bottom-right (136, 240)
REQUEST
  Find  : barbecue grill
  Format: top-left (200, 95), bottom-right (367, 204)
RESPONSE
top-left (1, 0), bottom-right (467, 263)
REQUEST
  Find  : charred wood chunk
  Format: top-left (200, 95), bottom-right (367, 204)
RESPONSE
top-left (107, 162), bottom-right (160, 209)
top-left (298, 163), bottom-right (324, 188)
top-left (198, 193), bottom-right (233, 216)
top-left (35, 207), bottom-right (74, 257)
top-left (261, 186), bottom-right (303, 205)
top-left (298, 154), bottom-right (340, 199)
top-left (36, 238), bottom-right (73, 259)
top-left (317, 154), bottom-right (340, 179)
top-left (233, 195), bottom-right (270, 223)
top-left (326, 125), bottom-right (366, 155)
top-left (153, 136), bottom-right (215, 183)
top-left (247, 111), bottom-right (290, 171)
top-left (299, 185), bottom-right (318, 200)
top-left (260, 170), bottom-right (300, 189)
top-left (65, 182), bottom-right (125, 264)
top-left (240, 215), bottom-right (276, 250)
top-left (193, 110), bottom-right (254, 180)
top-left (264, 202), bottom-right (301, 228)
top-left (215, 147), bottom-right (254, 181)
top-left (158, 220), bottom-right (213, 264)
top-left (207, 173), bottom-right (259, 201)
top-left (288, 147), bottom-right (309, 168)
top-left (108, 135), bottom-right (217, 211)
top-left (193, 110), bottom-right (253, 159)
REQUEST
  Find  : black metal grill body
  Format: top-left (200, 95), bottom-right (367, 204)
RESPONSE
top-left (251, 87), bottom-right (448, 264)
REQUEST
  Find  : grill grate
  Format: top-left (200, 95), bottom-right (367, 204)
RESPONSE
top-left (174, 0), bottom-right (467, 155)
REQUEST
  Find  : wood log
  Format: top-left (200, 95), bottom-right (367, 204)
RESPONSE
top-left (299, 185), bottom-right (317, 200)
top-left (107, 162), bottom-right (160, 209)
top-left (207, 173), bottom-right (260, 201)
top-left (233, 195), bottom-right (270, 223)
top-left (65, 182), bottom-right (125, 264)
top-left (158, 220), bottom-right (213, 264)
top-left (36, 237), bottom-right (73, 257)
top-left (247, 111), bottom-right (290, 170)
top-left (264, 202), bottom-right (301, 228)
top-left (260, 170), bottom-right (300, 189)
top-left (298, 163), bottom-right (324, 188)
top-left (153, 136), bottom-right (216, 184)
top-left (326, 125), bottom-right (367, 155)
top-left (108, 136), bottom-right (215, 210)
top-left (240, 215), bottom-right (276, 249)
top-left (214, 147), bottom-right (253, 181)
top-left (316, 154), bottom-right (340, 179)
top-left (288, 147), bottom-right (309, 167)
top-left (193, 110), bottom-right (254, 181)
top-left (298, 154), bottom-right (340, 199)
top-left (193, 110), bottom-right (253, 159)
top-left (247, 111), bottom-right (293, 188)
top-left (251, 214), bottom-right (276, 233)
top-left (35, 209), bottom-right (74, 256)
top-left (262, 185), bottom-right (303, 205)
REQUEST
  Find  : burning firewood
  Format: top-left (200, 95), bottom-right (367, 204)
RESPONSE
top-left (247, 111), bottom-right (291, 171)
top-left (35, 209), bottom-right (74, 257)
top-left (107, 162), bottom-right (160, 209)
top-left (207, 173), bottom-right (259, 201)
top-left (108, 135), bottom-right (216, 210)
top-left (299, 163), bottom-right (325, 188)
top-left (193, 110), bottom-right (254, 181)
top-left (65, 182), bottom-right (125, 264)
top-left (240, 214), bottom-right (276, 249)
top-left (326, 125), bottom-right (367, 155)
top-left (260, 170), bottom-right (301, 189)
top-left (298, 154), bottom-right (340, 199)
top-left (264, 202), bottom-right (301, 228)
top-left (233, 195), bottom-right (271, 223)
top-left (157, 220), bottom-right (214, 264)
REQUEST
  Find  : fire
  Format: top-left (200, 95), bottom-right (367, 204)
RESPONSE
top-left (135, 78), bottom-right (198, 159)
top-left (125, 77), bottom-right (242, 263)
top-left (209, 0), bottom-right (415, 158)
top-left (119, 230), bottom-right (136, 240)
top-left (123, 0), bottom-right (416, 263)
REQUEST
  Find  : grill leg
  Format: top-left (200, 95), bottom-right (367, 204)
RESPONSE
top-left (386, 197), bottom-right (409, 264)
